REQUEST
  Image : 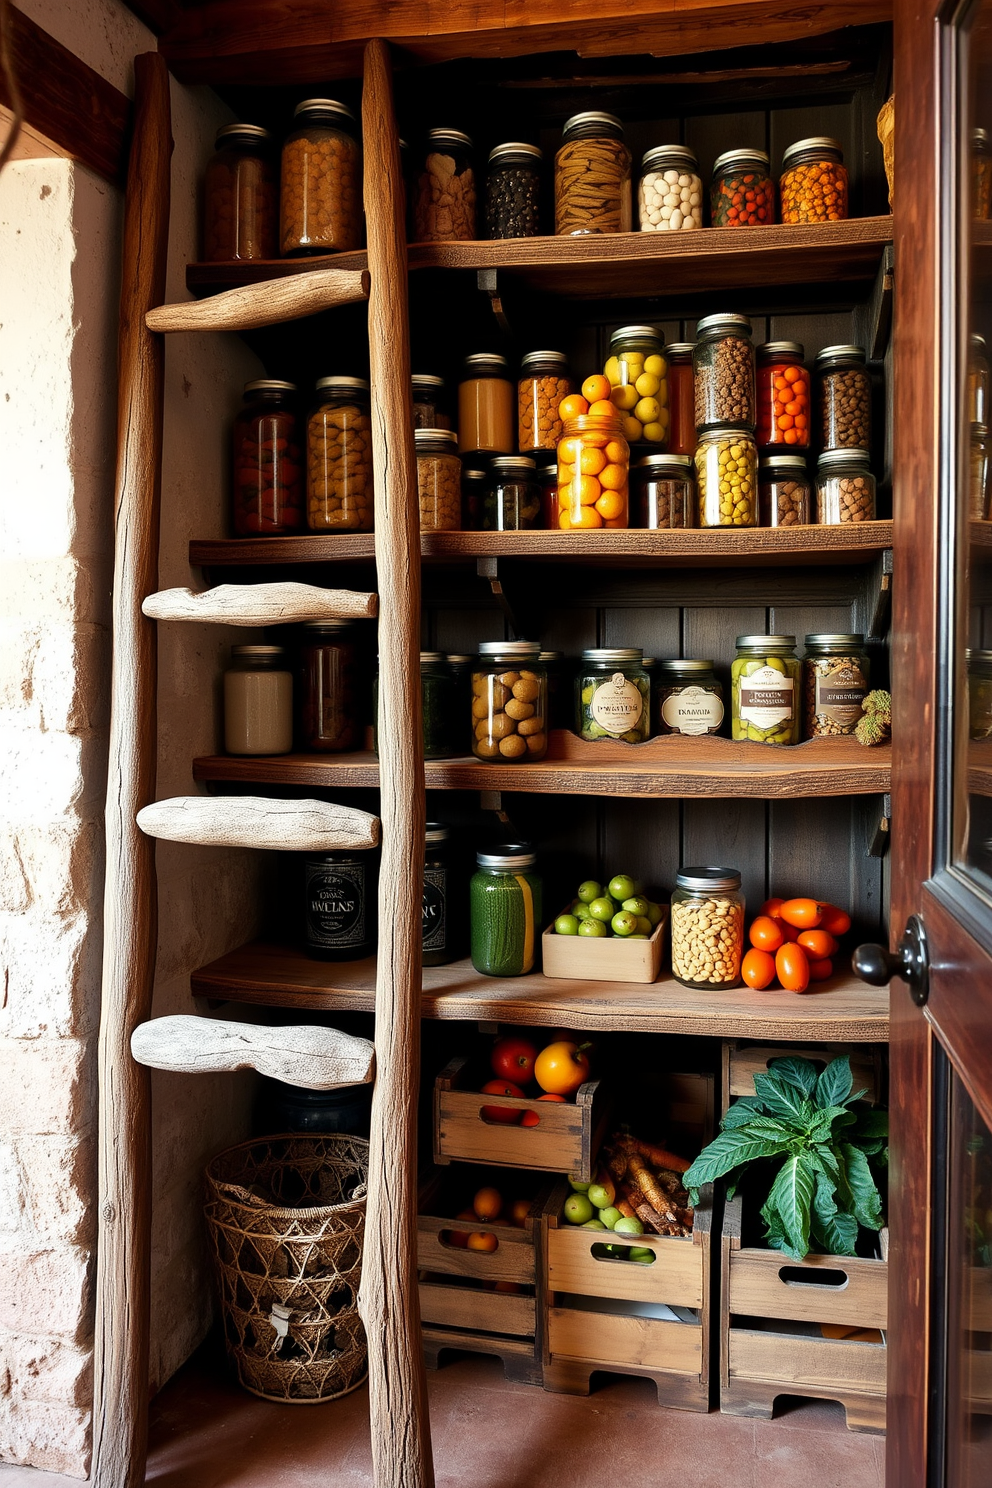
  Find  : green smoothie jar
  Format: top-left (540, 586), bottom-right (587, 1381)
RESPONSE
top-left (470, 844), bottom-right (543, 977)
top-left (731, 635), bottom-right (800, 745)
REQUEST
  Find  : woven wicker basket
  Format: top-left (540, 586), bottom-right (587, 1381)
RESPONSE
top-left (205, 1132), bottom-right (369, 1404)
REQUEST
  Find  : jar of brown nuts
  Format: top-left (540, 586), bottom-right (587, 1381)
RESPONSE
top-left (816, 345), bottom-right (871, 452)
top-left (758, 453), bottom-right (811, 527)
top-left (815, 448), bottom-right (876, 524)
top-left (472, 641), bottom-right (547, 763)
top-left (307, 377), bottom-right (373, 532)
top-left (415, 428), bottom-right (462, 532)
top-left (203, 124), bottom-right (277, 262)
top-left (280, 99), bottom-right (362, 255)
top-left (414, 129), bottom-right (476, 242)
top-left (803, 633), bottom-right (870, 738)
top-left (518, 350), bottom-right (573, 454)
top-left (693, 313), bottom-right (755, 429)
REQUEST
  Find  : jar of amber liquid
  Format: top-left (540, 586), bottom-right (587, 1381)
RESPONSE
top-left (557, 414), bottom-right (629, 530)
top-left (666, 343), bottom-right (696, 455)
top-left (280, 99), bottom-right (361, 255)
top-left (203, 124), bottom-right (277, 261)
top-left (299, 621), bottom-right (360, 753)
top-left (458, 354), bottom-right (515, 458)
top-left (779, 137), bottom-right (848, 223)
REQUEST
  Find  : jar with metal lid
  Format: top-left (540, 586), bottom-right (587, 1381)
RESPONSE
top-left (710, 149), bottom-right (774, 227)
top-left (423, 823), bottom-right (461, 966)
top-left (666, 343), bottom-right (696, 456)
top-left (538, 461), bottom-right (559, 529)
top-left (461, 466), bottom-right (487, 530)
top-left (816, 449), bottom-right (876, 524)
top-left (303, 848), bottom-right (377, 961)
top-left (695, 424), bottom-right (757, 527)
top-left (224, 645), bottom-right (293, 755)
top-left (483, 456), bottom-right (541, 531)
top-left (638, 145), bottom-right (702, 232)
top-left (415, 429), bottom-right (462, 531)
top-left (446, 655), bottom-right (475, 751)
top-left (458, 354), bottom-right (515, 457)
top-left (470, 844), bottom-right (543, 977)
top-left (604, 325), bottom-right (669, 446)
top-left (414, 129), bottom-right (476, 242)
top-left (779, 137), bottom-right (849, 223)
top-left (756, 341), bottom-right (810, 449)
top-left (412, 374), bottom-right (449, 430)
top-left (486, 143), bottom-right (542, 239)
top-left (555, 111), bottom-right (631, 236)
top-left (693, 314), bottom-right (755, 428)
top-left (658, 660), bottom-right (725, 736)
top-left (803, 633), bottom-right (870, 739)
top-left (642, 657), bottom-right (657, 717)
top-left (636, 453), bottom-right (695, 528)
top-left (971, 423), bottom-right (990, 519)
top-left (203, 124), bottom-right (277, 261)
top-left (968, 650), bottom-right (992, 738)
top-left (299, 620), bottom-right (360, 753)
top-left (974, 128), bottom-right (992, 219)
top-left (232, 380), bottom-right (304, 536)
top-left (670, 867), bottom-right (745, 989)
top-left (732, 635), bottom-right (800, 745)
top-left (518, 351), bottom-right (573, 454)
top-left (280, 99), bottom-right (361, 255)
top-left (306, 376), bottom-right (372, 532)
top-left (576, 648), bottom-right (650, 743)
top-left (538, 650), bottom-right (569, 731)
top-left (373, 652), bottom-right (459, 760)
top-left (472, 641), bottom-right (547, 762)
top-left (816, 345), bottom-right (871, 452)
top-left (557, 414), bottom-right (629, 529)
top-left (970, 335), bottom-right (989, 425)
top-left (758, 453), bottom-right (812, 527)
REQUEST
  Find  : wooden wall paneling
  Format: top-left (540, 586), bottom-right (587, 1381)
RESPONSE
top-left (534, 604), bottom-right (598, 657)
top-left (684, 110), bottom-right (768, 187)
top-left (682, 601), bottom-right (766, 698)
top-left (767, 309), bottom-right (856, 361)
top-left (600, 798), bottom-right (682, 903)
top-left (601, 605), bottom-right (680, 659)
top-left (431, 607), bottom-right (505, 654)
top-left (681, 798), bottom-right (768, 913)
top-left (508, 792), bottom-right (601, 931)
top-left (769, 602), bottom-right (855, 642)
top-left (768, 100), bottom-right (854, 178)
top-left (768, 797), bottom-right (881, 939)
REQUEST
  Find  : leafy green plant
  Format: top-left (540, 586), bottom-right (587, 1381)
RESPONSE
top-left (683, 1055), bottom-right (888, 1261)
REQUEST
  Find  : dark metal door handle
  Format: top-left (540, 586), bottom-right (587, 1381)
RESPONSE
top-left (853, 914), bottom-right (930, 1006)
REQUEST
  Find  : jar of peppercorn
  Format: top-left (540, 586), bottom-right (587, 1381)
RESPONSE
top-left (280, 99), bottom-right (361, 255)
top-left (693, 314), bottom-right (755, 429)
top-left (803, 634), bottom-right (870, 739)
top-left (756, 342), bottom-right (810, 450)
top-left (710, 148), bottom-right (774, 228)
top-left (486, 143), bottom-right (542, 239)
top-left (231, 380), bottom-right (303, 536)
top-left (203, 124), bottom-right (277, 262)
top-left (299, 621), bottom-right (360, 753)
top-left (816, 345), bottom-right (871, 452)
top-left (518, 351), bottom-right (573, 455)
top-left (779, 137), bottom-right (849, 223)
top-left (666, 343), bottom-right (696, 455)
top-left (758, 453), bottom-right (812, 527)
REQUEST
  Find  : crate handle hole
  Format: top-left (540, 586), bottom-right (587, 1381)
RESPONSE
top-left (479, 1106), bottom-right (531, 1126)
top-left (439, 1228), bottom-right (499, 1254)
top-left (590, 1241), bottom-right (656, 1265)
top-left (778, 1265), bottom-right (849, 1288)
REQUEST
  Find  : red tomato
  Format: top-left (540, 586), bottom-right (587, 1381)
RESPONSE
top-left (779, 897), bottom-right (823, 930)
top-left (749, 915), bottom-right (784, 952)
top-left (534, 1041), bottom-right (590, 1096)
top-left (491, 1035), bottom-right (538, 1085)
top-left (797, 929), bottom-right (839, 960)
top-left (538, 1092), bottom-right (567, 1101)
top-left (818, 903), bottom-right (852, 937)
top-left (808, 957), bottom-right (834, 982)
top-left (480, 1079), bottom-right (525, 1124)
top-left (775, 942), bottom-right (811, 993)
top-left (742, 948), bottom-right (776, 989)
top-left (520, 1111), bottom-right (539, 1127)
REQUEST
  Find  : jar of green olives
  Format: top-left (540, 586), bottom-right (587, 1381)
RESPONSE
top-left (658, 659), bottom-right (724, 735)
top-left (472, 641), bottom-right (548, 762)
top-left (576, 648), bottom-right (651, 743)
top-left (731, 635), bottom-right (800, 745)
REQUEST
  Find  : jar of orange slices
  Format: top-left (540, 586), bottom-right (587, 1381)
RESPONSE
top-left (556, 403), bottom-right (629, 530)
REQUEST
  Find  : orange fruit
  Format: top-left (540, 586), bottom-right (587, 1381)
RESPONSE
top-left (575, 473), bottom-right (602, 505)
top-left (558, 437), bottom-right (582, 464)
top-left (569, 506), bottom-right (603, 528)
top-left (748, 915), bottom-right (784, 953)
top-left (587, 399), bottom-right (618, 418)
top-left (779, 897), bottom-right (822, 929)
top-left (622, 415), bottom-right (643, 442)
top-left (581, 373), bottom-right (611, 403)
top-left (775, 942), bottom-right (811, 993)
top-left (520, 1110), bottom-right (540, 1127)
top-left (579, 446), bottom-right (607, 476)
top-left (473, 1186), bottom-right (503, 1222)
top-left (797, 929), bottom-right (838, 960)
top-left (467, 1231), bottom-right (499, 1252)
top-left (605, 440), bottom-right (626, 463)
top-left (534, 1040), bottom-right (590, 1096)
top-left (598, 462), bottom-right (626, 491)
top-left (595, 490), bottom-right (625, 520)
top-left (818, 903), bottom-right (851, 937)
top-left (558, 510), bottom-right (574, 529)
top-left (558, 394), bottom-right (589, 420)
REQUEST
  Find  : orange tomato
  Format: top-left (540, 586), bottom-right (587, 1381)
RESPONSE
top-left (779, 897), bottom-right (823, 930)
top-left (467, 1231), bottom-right (499, 1252)
top-left (797, 929), bottom-right (839, 960)
top-left (558, 393), bottom-right (589, 420)
top-left (446, 1208), bottom-right (478, 1248)
top-left (520, 1110), bottom-right (540, 1127)
top-left (581, 373), bottom-right (612, 404)
top-left (808, 957), bottom-right (834, 982)
top-left (509, 1198), bottom-right (532, 1227)
top-left (534, 1040), bottom-right (590, 1096)
top-left (748, 915), bottom-right (784, 953)
top-left (742, 948), bottom-right (776, 989)
top-left (473, 1186), bottom-right (503, 1222)
top-left (775, 941), bottom-right (811, 993)
top-left (537, 1092), bottom-right (566, 1101)
top-left (760, 897), bottom-right (785, 919)
top-left (818, 903), bottom-right (852, 937)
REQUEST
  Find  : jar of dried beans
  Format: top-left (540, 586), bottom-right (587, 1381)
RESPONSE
top-left (231, 380), bottom-right (303, 536)
top-left (414, 129), bottom-right (476, 242)
top-left (486, 143), bottom-right (542, 239)
top-left (280, 99), bottom-right (361, 255)
top-left (971, 423), bottom-right (990, 519)
top-left (817, 345), bottom-right (871, 452)
top-left (472, 642), bottom-right (548, 763)
top-left (458, 353), bottom-right (515, 457)
top-left (974, 129), bottom-right (992, 219)
top-left (638, 145), bottom-right (702, 232)
top-left (756, 341), bottom-right (810, 449)
top-left (518, 351), bottom-right (573, 454)
top-left (710, 149), bottom-right (774, 227)
top-left (670, 867), bottom-right (745, 989)
top-left (636, 453), bottom-right (695, 528)
top-left (815, 449), bottom-right (877, 524)
top-left (415, 429), bottom-right (462, 531)
top-left (412, 374), bottom-right (449, 430)
top-left (299, 621), bottom-right (360, 753)
top-left (693, 314), bottom-right (755, 429)
top-left (758, 453), bottom-right (811, 527)
top-left (555, 111), bottom-right (631, 236)
top-left (779, 137), bottom-right (849, 223)
top-left (803, 633), bottom-right (870, 739)
top-left (666, 343), bottom-right (696, 455)
top-left (970, 335), bottom-right (990, 424)
top-left (658, 660), bottom-right (724, 736)
top-left (695, 424), bottom-right (757, 527)
top-left (604, 325), bottom-right (669, 446)
top-left (203, 124), bottom-right (277, 261)
top-left (483, 456), bottom-right (541, 531)
top-left (557, 414), bottom-right (629, 530)
top-left (307, 377), bottom-right (373, 532)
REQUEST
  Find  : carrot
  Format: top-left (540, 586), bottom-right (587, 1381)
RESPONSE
top-left (632, 1137), bottom-right (691, 1174)
top-left (617, 1198), bottom-right (637, 1219)
top-left (624, 1149), bottom-right (675, 1217)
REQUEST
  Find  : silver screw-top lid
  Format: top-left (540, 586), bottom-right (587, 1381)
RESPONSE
top-left (302, 620), bottom-right (350, 632)
top-left (712, 147), bottom-right (770, 175)
top-left (610, 325), bottom-right (663, 347)
top-left (736, 634), bottom-right (797, 649)
top-left (666, 342), bottom-right (696, 358)
top-left (520, 350), bottom-right (569, 372)
top-left (816, 448), bottom-right (872, 472)
top-left (660, 659), bottom-right (715, 674)
top-left (425, 822), bottom-right (451, 844)
top-left (463, 353), bottom-right (510, 374)
top-left (781, 137), bottom-right (844, 169)
top-left (815, 344), bottom-right (867, 370)
top-left (295, 98), bottom-right (356, 122)
top-left (641, 144), bottom-right (698, 173)
top-left (428, 128), bottom-right (473, 149)
top-left (244, 379), bottom-right (296, 393)
top-left (478, 640), bottom-right (541, 659)
top-left (582, 647), bottom-right (643, 662)
top-left (412, 374), bottom-right (445, 389)
top-left (758, 341), bottom-right (805, 361)
top-left (538, 650), bottom-right (564, 661)
top-left (637, 453), bottom-right (694, 471)
top-left (231, 644), bottom-right (286, 657)
top-left (696, 312), bottom-right (752, 339)
top-left (971, 333), bottom-right (987, 351)
top-left (420, 651), bottom-right (446, 663)
top-left (315, 375), bottom-right (369, 394)
top-left (489, 142), bottom-right (543, 164)
top-left (490, 455), bottom-right (537, 474)
top-left (804, 633), bottom-right (865, 649)
top-left (476, 843), bottom-right (536, 869)
top-left (760, 453), bottom-right (808, 472)
top-left (216, 123), bottom-right (272, 146)
top-left (413, 427), bottom-right (458, 447)
top-left (563, 111), bottom-right (624, 138)
top-left (445, 654), bottom-right (474, 665)
top-left (676, 865), bottom-right (742, 892)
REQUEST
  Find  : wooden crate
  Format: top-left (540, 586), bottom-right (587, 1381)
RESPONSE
top-left (541, 906), bottom-right (668, 984)
top-left (721, 1191), bottom-right (887, 1433)
top-left (721, 1039), bottom-right (885, 1114)
top-left (433, 1054), bottom-right (611, 1181)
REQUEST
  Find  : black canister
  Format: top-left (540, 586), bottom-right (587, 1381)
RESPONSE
top-left (254, 1077), bottom-right (372, 1137)
top-left (303, 849), bottom-right (377, 961)
top-left (423, 822), bottom-right (460, 966)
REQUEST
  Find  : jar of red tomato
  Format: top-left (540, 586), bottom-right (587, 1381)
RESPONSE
top-left (231, 380), bottom-right (304, 536)
top-left (666, 343), bottom-right (696, 455)
top-left (756, 342), bottom-right (810, 450)
top-left (710, 149), bottom-right (774, 227)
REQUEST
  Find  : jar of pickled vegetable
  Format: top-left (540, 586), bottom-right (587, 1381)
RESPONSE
top-left (232, 380), bottom-right (304, 536)
top-left (658, 660), bottom-right (724, 736)
top-left (373, 653), bottom-right (459, 760)
top-left (710, 149), bottom-right (774, 227)
top-left (472, 641), bottom-right (547, 763)
top-left (458, 354), bottom-right (515, 457)
top-left (538, 461), bottom-right (559, 529)
top-left (518, 351), bottom-right (573, 454)
top-left (638, 145), bottom-right (702, 232)
top-left (815, 449), bottom-right (876, 524)
top-left (968, 649), bottom-right (992, 738)
top-left (539, 649), bottom-right (569, 730)
top-left (695, 423), bottom-right (757, 527)
top-left (758, 453), bottom-right (811, 527)
top-left (670, 867), bottom-right (745, 989)
top-left (576, 648), bottom-right (651, 743)
top-left (557, 414), bottom-right (629, 529)
top-left (666, 343), bottom-right (696, 455)
top-left (971, 423), bottom-right (990, 519)
top-left (555, 111), bottom-right (631, 236)
top-left (412, 374), bottom-right (449, 429)
top-left (974, 128), bottom-right (992, 219)
top-left (203, 124), bottom-right (277, 261)
top-left (470, 844), bottom-right (543, 977)
top-left (636, 453), bottom-right (695, 528)
top-left (307, 377), bottom-right (373, 532)
top-left (816, 345), bottom-right (871, 452)
top-left (461, 466), bottom-right (487, 530)
top-left (280, 99), bottom-right (361, 255)
top-left (299, 621), bottom-right (360, 753)
top-left (756, 341), bottom-right (810, 449)
top-left (779, 137), bottom-right (848, 223)
top-left (486, 143), bottom-right (542, 239)
top-left (803, 633), bottom-right (870, 739)
top-left (415, 429), bottom-right (462, 531)
top-left (604, 325), bottom-right (669, 446)
top-left (423, 823), bottom-right (460, 966)
top-left (414, 129), bottom-right (476, 242)
top-left (732, 635), bottom-right (800, 745)
top-left (693, 314), bottom-right (754, 428)
top-left (483, 456), bottom-right (541, 531)
top-left (970, 335), bottom-right (989, 424)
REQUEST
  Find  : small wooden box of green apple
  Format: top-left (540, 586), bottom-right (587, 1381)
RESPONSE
top-left (541, 873), bottom-right (668, 985)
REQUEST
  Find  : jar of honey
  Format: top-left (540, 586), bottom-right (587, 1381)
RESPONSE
top-left (458, 354), bottom-right (515, 458)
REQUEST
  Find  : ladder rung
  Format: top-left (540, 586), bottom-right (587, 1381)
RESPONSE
top-left (142, 581), bottom-right (377, 624)
top-left (131, 1015), bottom-right (374, 1089)
top-left (137, 795), bottom-right (379, 851)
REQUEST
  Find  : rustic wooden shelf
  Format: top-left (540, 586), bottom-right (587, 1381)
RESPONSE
top-left (191, 940), bottom-right (889, 1042)
top-left (193, 731), bottom-right (891, 799)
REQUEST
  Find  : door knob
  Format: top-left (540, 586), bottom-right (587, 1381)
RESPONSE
top-left (853, 913), bottom-right (929, 1006)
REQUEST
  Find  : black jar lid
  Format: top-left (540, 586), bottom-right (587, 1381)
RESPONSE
top-left (676, 865), bottom-right (741, 891)
top-left (216, 123), bottom-right (272, 147)
top-left (489, 142), bottom-right (543, 164)
top-left (562, 111), bottom-right (624, 142)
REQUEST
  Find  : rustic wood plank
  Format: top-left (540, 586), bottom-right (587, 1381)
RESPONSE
top-left (146, 266), bottom-right (370, 332)
top-left (729, 1250), bottom-right (888, 1330)
top-left (724, 1041), bottom-right (882, 1107)
top-left (418, 1284), bottom-right (535, 1338)
top-left (421, 1324), bottom-right (542, 1384)
top-left (728, 1328), bottom-right (887, 1394)
top-left (142, 581), bottom-right (377, 624)
top-left (136, 795), bottom-right (379, 851)
top-left (130, 1015), bottom-right (374, 1088)
top-left (417, 1223), bottom-right (536, 1286)
top-left (548, 1307), bottom-right (703, 1374)
top-left (547, 1221), bottom-right (704, 1308)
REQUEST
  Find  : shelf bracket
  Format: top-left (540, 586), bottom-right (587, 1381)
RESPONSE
top-left (479, 790), bottom-right (519, 837)
top-left (867, 549), bottom-right (893, 641)
top-left (868, 793), bottom-right (891, 858)
top-left (477, 268), bottom-right (513, 340)
top-left (476, 556), bottom-right (523, 636)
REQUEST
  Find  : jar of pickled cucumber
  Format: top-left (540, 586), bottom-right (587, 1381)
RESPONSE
top-left (576, 648), bottom-right (651, 743)
top-left (603, 325), bottom-right (669, 446)
top-left (470, 844), bottom-right (543, 977)
top-left (472, 641), bottom-right (547, 763)
top-left (732, 635), bottom-right (800, 745)
top-left (557, 414), bottom-right (629, 529)
top-left (695, 423), bottom-right (757, 527)
top-left (307, 377), bottom-right (373, 532)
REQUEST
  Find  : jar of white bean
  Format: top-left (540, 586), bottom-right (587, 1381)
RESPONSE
top-left (670, 866), bottom-right (745, 989)
top-left (638, 145), bottom-right (702, 232)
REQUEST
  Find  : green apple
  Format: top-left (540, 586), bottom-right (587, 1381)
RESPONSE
top-left (635, 916), bottom-right (652, 935)
top-left (574, 901), bottom-right (592, 920)
top-left (577, 880), bottom-right (602, 904)
top-left (622, 896), bottom-right (650, 917)
top-left (587, 1183), bottom-right (614, 1210)
top-left (611, 910), bottom-right (638, 937)
top-left (645, 901), bottom-right (663, 926)
top-left (614, 1215), bottom-right (645, 1236)
top-left (608, 874), bottom-right (637, 902)
top-left (629, 1246), bottom-right (655, 1264)
top-left (581, 1219), bottom-right (608, 1230)
top-left (588, 896), bottom-right (617, 922)
top-left (555, 913), bottom-right (579, 936)
top-left (628, 934), bottom-right (648, 939)
top-left (578, 918), bottom-right (607, 937)
top-left (568, 1179), bottom-right (590, 1192)
top-left (563, 1193), bottom-right (594, 1225)
top-left (598, 1206), bottom-right (622, 1230)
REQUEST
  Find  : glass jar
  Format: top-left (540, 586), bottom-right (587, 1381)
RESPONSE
top-left (299, 621), bottom-right (359, 753)
top-left (779, 137), bottom-right (849, 223)
top-left (412, 375), bottom-right (449, 430)
top-left (538, 461), bottom-right (559, 529)
top-left (518, 351), bottom-right (573, 454)
top-left (756, 341), bottom-right (810, 450)
top-left (555, 111), bottom-right (631, 236)
top-left (803, 633), bottom-right (870, 739)
top-left (415, 429), bottom-right (462, 531)
top-left (486, 143), bottom-right (542, 239)
top-left (974, 128), bottom-right (992, 219)
top-left (306, 376), bottom-right (373, 532)
top-left (658, 660), bottom-right (725, 736)
top-left (414, 129), bottom-right (476, 242)
top-left (604, 325), bottom-right (669, 446)
top-left (472, 641), bottom-right (547, 762)
top-left (638, 145), bottom-right (702, 232)
top-left (232, 380), bottom-right (304, 536)
top-left (693, 314), bottom-right (755, 429)
top-left (636, 453), bottom-right (695, 528)
top-left (539, 650), bottom-right (569, 730)
top-left (971, 423), bottom-right (990, 519)
top-left (423, 823), bottom-right (460, 966)
top-left (446, 654), bottom-right (475, 752)
top-left (280, 99), bottom-right (361, 255)
top-left (816, 345), bottom-right (871, 452)
top-left (458, 354), bottom-right (515, 457)
top-left (970, 335), bottom-right (989, 424)
top-left (303, 848), bottom-right (377, 962)
top-left (470, 844), bottom-right (543, 977)
top-left (695, 423), bottom-right (758, 527)
top-left (670, 867), bottom-right (745, 989)
top-left (758, 453), bottom-right (812, 527)
top-left (968, 650), bottom-right (992, 738)
top-left (576, 648), bottom-right (651, 743)
top-left (224, 645), bottom-right (293, 755)
top-left (710, 149), bottom-right (774, 227)
top-left (203, 124), bottom-right (277, 262)
top-left (373, 653), bottom-right (459, 760)
top-left (816, 449), bottom-right (877, 524)
top-left (666, 343), bottom-right (696, 456)
top-left (732, 635), bottom-right (800, 745)
top-left (254, 1077), bottom-right (372, 1138)
top-left (557, 414), bottom-right (630, 530)
top-left (461, 466), bottom-right (487, 530)
top-left (483, 456), bottom-right (541, 531)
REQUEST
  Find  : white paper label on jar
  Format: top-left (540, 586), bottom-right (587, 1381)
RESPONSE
top-left (591, 672), bottom-right (644, 735)
top-left (661, 685), bottom-right (724, 736)
top-left (739, 666), bottom-right (794, 727)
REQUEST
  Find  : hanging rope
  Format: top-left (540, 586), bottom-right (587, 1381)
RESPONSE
top-left (0, 0), bottom-right (24, 175)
